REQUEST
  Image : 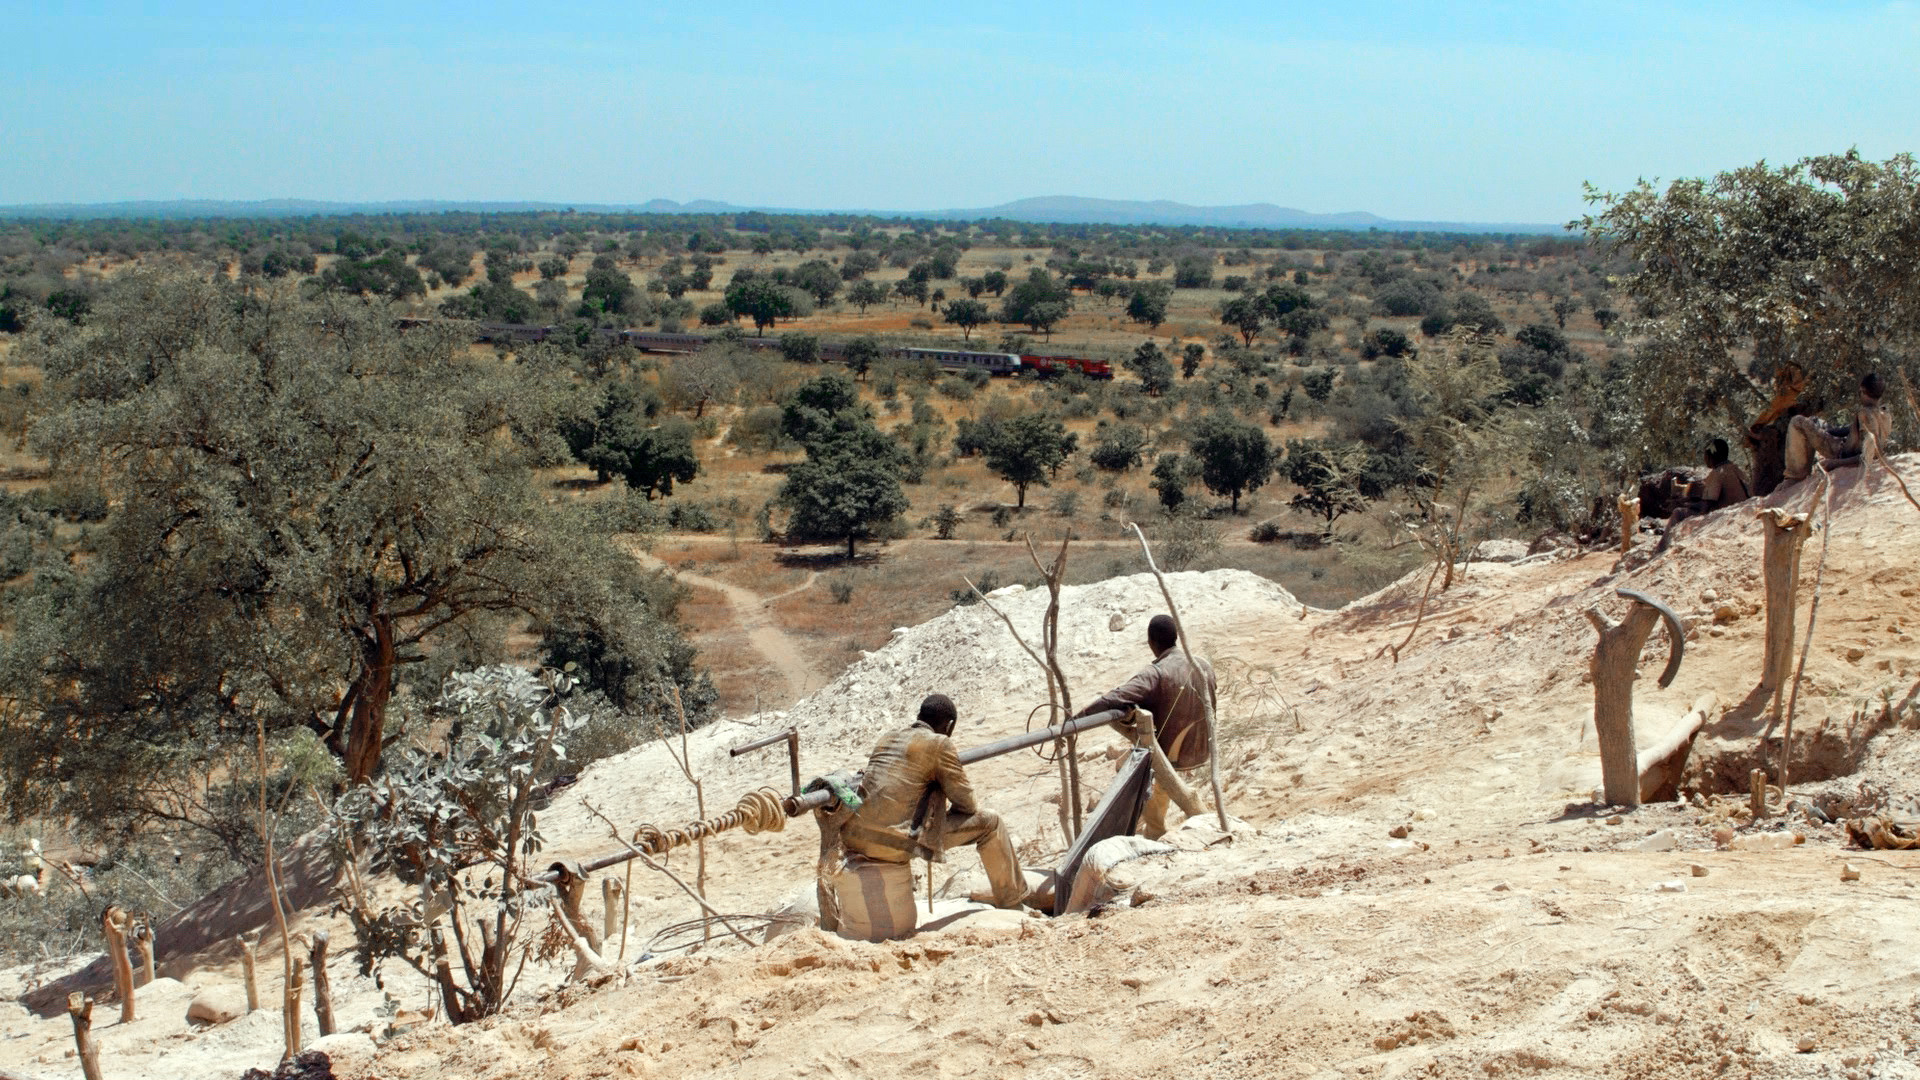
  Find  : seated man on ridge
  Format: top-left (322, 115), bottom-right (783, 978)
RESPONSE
top-left (838, 694), bottom-right (1028, 910)
top-left (1073, 614), bottom-right (1215, 840)
top-left (1657, 437), bottom-right (1750, 551)
top-left (1785, 372), bottom-right (1892, 482)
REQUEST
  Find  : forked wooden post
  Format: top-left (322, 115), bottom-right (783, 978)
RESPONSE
top-left (101, 905), bottom-right (135, 1023)
top-left (1617, 494), bottom-right (1640, 555)
top-left (1750, 768), bottom-right (1768, 818)
top-left (67, 993), bottom-right (101, 1080)
top-left (1756, 508), bottom-right (1812, 700)
top-left (237, 934), bottom-right (259, 1013)
top-left (309, 931), bottom-right (334, 1037)
top-left (1585, 589), bottom-right (1686, 808)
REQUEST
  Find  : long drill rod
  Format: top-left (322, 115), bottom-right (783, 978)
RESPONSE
top-left (536, 709), bottom-right (1130, 883)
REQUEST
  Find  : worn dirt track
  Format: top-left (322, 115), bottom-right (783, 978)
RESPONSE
top-left (631, 548), bottom-right (820, 703)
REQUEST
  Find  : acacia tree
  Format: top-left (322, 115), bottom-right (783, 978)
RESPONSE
top-left (0, 275), bottom-right (707, 836)
top-left (1284, 438), bottom-right (1372, 534)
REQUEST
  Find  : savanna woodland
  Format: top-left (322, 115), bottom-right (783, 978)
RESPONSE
top-left (3, 149), bottom-right (1919, 974)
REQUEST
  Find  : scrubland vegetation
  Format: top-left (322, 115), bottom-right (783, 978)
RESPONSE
top-left (3, 150), bottom-right (1919, 966)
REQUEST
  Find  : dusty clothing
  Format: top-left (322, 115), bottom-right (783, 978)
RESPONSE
top-left (1076, 648), bottom-right (1218, 770)
top-left (839, 722), bottom-right (1026, 908)
top-left (1786, 404), bottom-right (1892, 481)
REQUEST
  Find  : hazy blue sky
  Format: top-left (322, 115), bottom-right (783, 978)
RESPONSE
top-left (4, 1), bottom-right (1917, 222)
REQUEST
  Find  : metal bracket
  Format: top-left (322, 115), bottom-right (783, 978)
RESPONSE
top-left (730, 727), bottom-right (801, 796)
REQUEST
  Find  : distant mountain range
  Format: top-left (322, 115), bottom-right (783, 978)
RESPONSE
top-left (0, 195), bottom-right (1564, 234)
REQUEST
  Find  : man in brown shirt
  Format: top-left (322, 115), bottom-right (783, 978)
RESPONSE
top-left (839, 694), bottom-right (1027, 909)
top-left (1074, 615), bottom-right (1216, 839)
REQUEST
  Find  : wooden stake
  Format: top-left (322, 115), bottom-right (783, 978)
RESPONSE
top-left (1780, 465), bottom-right (1836, 791)
top-left (67, 993), bottom-right (101, 1080)
top-left (601, 877), bottom-right (621, 945)
top-left (1756, 508), bottom-right (1813, 702)
top-left (309, 931), bottom-right (334, 1037)
top-left (132, 915), bottom-right (154, 987)
top-left (237, 934), bottom-right (258, 1013)
top-left (283, 954), bottom-right (304, 1060)
top-left (101, 905), bottom-right (135, 1023)
top-left (1750, 768), bottom-right (1768, 819)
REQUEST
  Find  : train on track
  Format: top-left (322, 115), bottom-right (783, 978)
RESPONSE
top-left (426, 320), bottom-right (1115, 380)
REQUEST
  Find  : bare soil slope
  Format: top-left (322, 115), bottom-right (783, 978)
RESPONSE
top-left (9, 461), bottom-right (1920, 1080)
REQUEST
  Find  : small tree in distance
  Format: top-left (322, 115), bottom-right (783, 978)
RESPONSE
top-left (984, 412), bottom-right (1075, 508)
top-left (1189, 413), bottom-right (1275, 513)
top-left (1284, 438), bottom-right (1372, 535)
top-left (943, 298), bottom-right (989, 341)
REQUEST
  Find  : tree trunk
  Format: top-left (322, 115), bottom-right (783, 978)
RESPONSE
top-left (1585, 601), bottom-right (1667, 807)
top-left (344, 613), bottom-right (397, 784)
top-left (1758, 508), bottom-right (1812, 697)
top-left (846, 534), bottom-right (856, 561)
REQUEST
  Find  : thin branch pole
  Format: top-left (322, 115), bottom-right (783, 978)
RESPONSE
top-left (663, 688), bottom-right (709, 943)
top-left (256, 719), bottom-right (297, 1060)
top-left (1864, 432), bottom-right (1920, 516)
top-left (1780, 464), bottom-right (1836, 792)
top-left (1025, 534), bottom-right (1083, 836)
top-left (1127, 523), bottom-right (1230, 830)
top-left (966, 576), bottom-right (1075, 843)
top-left (579, 799), bottom-right (756, 949)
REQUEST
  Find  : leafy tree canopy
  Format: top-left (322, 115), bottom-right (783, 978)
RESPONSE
top-left (0, 275), bottom-right (709, 852)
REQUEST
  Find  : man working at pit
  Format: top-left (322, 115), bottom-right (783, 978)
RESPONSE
top-left (1073, 614), bottom-right (1215, 840)
top-left (1785, 372), bottom-right (1892, 482)
top-left (839, 694), bottom-right (1028, 910)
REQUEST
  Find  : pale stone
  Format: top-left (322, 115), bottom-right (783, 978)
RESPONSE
top-left (187, 984), bottom-right (248, 1025)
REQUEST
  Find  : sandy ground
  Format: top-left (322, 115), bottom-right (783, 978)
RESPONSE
top-left (8, 458), bottom-right (1920, 1079)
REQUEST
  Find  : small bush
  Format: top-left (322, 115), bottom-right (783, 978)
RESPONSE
top-left (932, 504), bottom-right (961, 539)
top-left (950, 569), bottom-right (1000, 605)
top-left (1249, 519), bottom-right (1283, 543)
top-left (666, 501), bottom-right (720, 531)
top-left (828, 578), bottom-right (855, 604)
top-left (1052, 491), bottom-right (1081, 517)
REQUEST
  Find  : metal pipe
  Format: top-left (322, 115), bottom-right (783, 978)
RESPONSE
top-left (957, 709), bottom-right (1129, 765)
top-left (782, 709), bottom-right (1128, 816)
top-left (537, 709), bottom-right (1134, 882)
top-left (729, 727), bottom-right (801, 795)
